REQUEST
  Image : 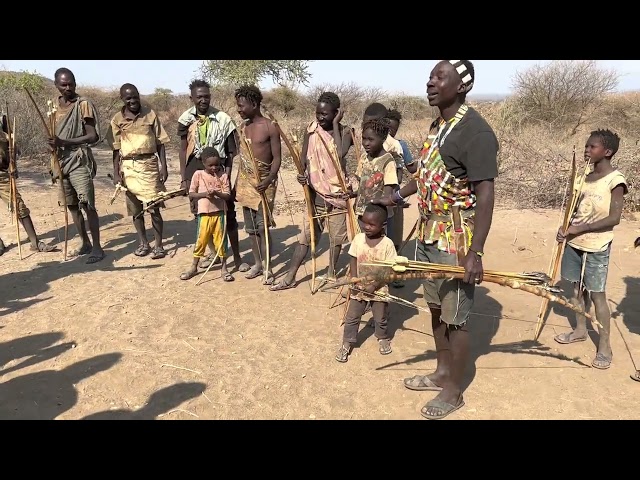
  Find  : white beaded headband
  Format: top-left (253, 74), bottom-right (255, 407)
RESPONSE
top-left (448, 60), bottom-right (474, 88)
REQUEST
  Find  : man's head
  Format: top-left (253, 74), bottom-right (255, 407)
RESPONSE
top-left (316, 91), bottom-right (341, 130)
top-left (426, 60), bottom-right (475, 108)
top-left (201, 146), bottom-right (222, 175)
top-left (361, 202), bottom-right (388, 238)
top-left (54, 67), bottom-right (77, 101)
top-left (189, 79), bottom-right (211, 115)
top-left (585, 128), bottom-right (620, 163)
top-left (119, 83), bottom-right (141, 115)
top-left (362, 102), bottom-right (388, 124)
top-left (235, 85), bottom-right (263, 122)
top-left (386, 109), bottom-right (402, 138)
top-left (361, 117), bottom-right (390, 157)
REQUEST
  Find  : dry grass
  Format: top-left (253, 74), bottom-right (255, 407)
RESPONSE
top-left (3, 71), bottom-right (639, 215)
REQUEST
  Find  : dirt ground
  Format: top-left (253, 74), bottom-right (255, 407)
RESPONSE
top-left (1, 146), bottom-right (640, 420)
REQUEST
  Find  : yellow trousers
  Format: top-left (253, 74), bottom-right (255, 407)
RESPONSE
top-left (194, 212), bottom-right (227, 258)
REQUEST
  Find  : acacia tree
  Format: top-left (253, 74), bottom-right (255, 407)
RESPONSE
top-left (0, 70), bottom-right (52, 155)
top-left (200, 60), bottom-right (312, 88)
top-left (511, 60), bottom-right (619, 135)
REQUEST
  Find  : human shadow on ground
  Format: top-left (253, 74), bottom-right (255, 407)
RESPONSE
top-left (81, 382), bottom-right (206, 420)
top-left (612, 276), bottom-right (640, 337)
top-left (0, 251), bottom-right (163, 318)
top-left (375, 284), bottom-right (590, 391)
top-left (0, 352), bottom-right (122, 419)
top-left (610, 276), bottom-right (640, 371)
top-left (0, 331), bottom-right (76, 378)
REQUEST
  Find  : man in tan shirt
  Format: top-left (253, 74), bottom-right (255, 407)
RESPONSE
top-left (106, 83), bottom-right (171, 259)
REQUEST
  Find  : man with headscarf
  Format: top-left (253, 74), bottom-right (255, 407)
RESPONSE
top-left (375, 60), bottom-right (499, 420)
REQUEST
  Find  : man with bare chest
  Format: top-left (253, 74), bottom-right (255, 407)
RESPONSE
top-left (233, 85), bottom-right (282, 284)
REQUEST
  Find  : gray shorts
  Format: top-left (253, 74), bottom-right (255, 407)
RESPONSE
top-left (561, 242), bottom-right (611, 293)
top-left (60, 165), bottom-right (96, 210)
top-left (387, 204), bottom-right (404, 247)
top-left (417, 240), bottom-right (475, 327)
top-left (300, 199), bottom-right (348, 248)
top-left (243, 206), bottom-right (266, 235)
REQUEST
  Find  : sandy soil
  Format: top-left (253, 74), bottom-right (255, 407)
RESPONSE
top-left (1, 147), bottom-right (639, 420)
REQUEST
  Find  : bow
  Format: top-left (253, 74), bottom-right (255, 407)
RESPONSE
top-left (132, 188), bottom-right (187, 220)
top-left (3, 108), bottom-right (21, 259)
top-left (319, 257), bottom-right (601, 328)
top-left (314, 125), bottom-right (360, 315)
top-left (109, 182), bottom-right (128, 205)
top-left (534, 146), bottom-right (591, 340)
top-left (261, 105), bottom-right (318, 293)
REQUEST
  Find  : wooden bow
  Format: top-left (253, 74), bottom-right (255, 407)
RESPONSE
top-left (3, 107), bottom-right (21, 259)
top-left (132, 188), bottom-right (186, 220)
top-left (23, 88), bottom-right (68, 261)
top-left (110, 183), bottom-right (127, 205)
top-left (533, 146), bottom-right (591, 340)
top-left (238, 125), bottom-right (272, 284)
top-left (319, 257), bottom-right (601, 328)
top-left (314, 129), bottom-right (359, 239)
top-left (261, 105), bottom-right (318, 293)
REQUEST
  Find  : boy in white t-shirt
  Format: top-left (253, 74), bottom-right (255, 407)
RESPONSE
top-left (554, 129), bottom-right (628, 370)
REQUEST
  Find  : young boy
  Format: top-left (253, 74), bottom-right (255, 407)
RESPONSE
top-left (352, 118), bottom-right (398, 219)
top-left (269, 91), bottom-right (354, 291)
top-left (554, 128), bottom-right (628, 370)
top-left (233, 85), bottom-right (282, 284)
top-left (335, 203), bottom-right (397, 362)
top-left (180, 147), bottom-right (234, 282)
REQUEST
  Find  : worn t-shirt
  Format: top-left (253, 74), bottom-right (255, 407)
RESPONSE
top-left (189, 170), bottom-right (230, 215)
top-left (568, 169), bottom-right (628, 253)
top-left (348, 232), bottom-right (397, 303)
top-left (107, 105), bottom-right (170, 158)
top-left (437, 107), bottom-right (499, 182)
top-left (355, 152), bottom-right (398, 217)
top-left (177, 106), bottom-right (236, 168)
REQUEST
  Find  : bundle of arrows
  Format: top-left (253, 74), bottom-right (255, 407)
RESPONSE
top-left (319, 256), bottom-right (601, 328)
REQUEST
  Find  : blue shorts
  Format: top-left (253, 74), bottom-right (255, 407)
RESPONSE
top-left (561, 243), bottom-right (611, 293)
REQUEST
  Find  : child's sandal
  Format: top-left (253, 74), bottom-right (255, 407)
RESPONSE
top-left (378, 339), bottom-right (392, 355)
top-left (335, 345), bottom-right (351, 363)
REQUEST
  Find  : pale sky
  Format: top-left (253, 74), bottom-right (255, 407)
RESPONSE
top-left (1, 60), bottom-right (638, 98)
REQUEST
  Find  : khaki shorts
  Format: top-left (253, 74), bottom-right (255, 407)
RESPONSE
top-left (0, 171), bottom-right (30, 219)
top-left (300, 199), bottom-right (348, 248)
top-left (60, 165), bottom-right (96, 210)
top-left (417, 240), bottom-right (475, 327)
